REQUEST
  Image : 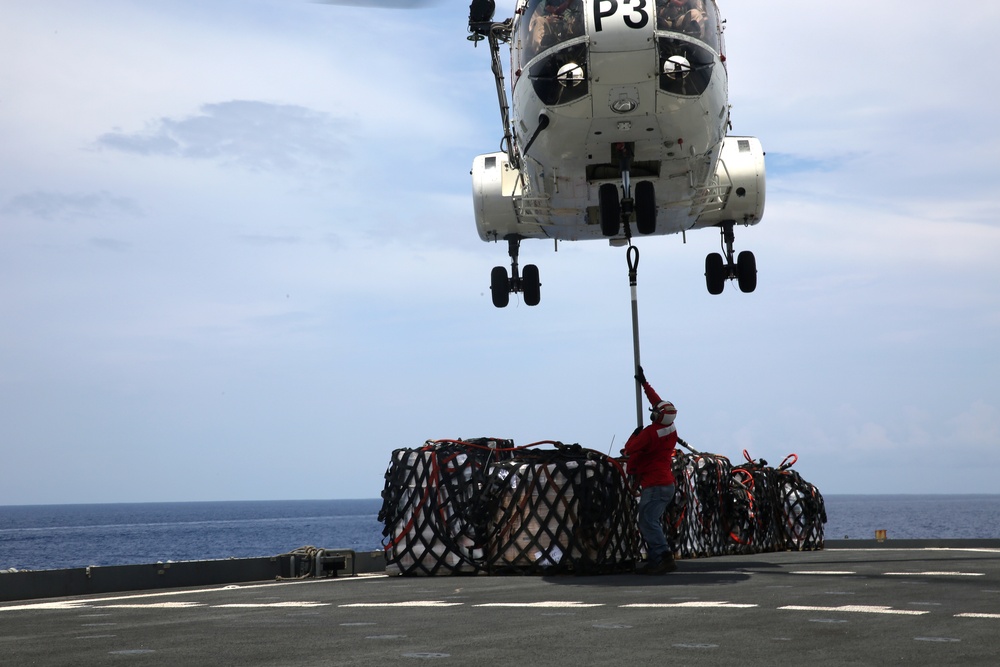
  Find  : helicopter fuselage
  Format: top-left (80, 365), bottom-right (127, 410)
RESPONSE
top-left (470, 0), bottom-right (765, 304)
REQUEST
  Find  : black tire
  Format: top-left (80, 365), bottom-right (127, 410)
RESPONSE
top-left (705, 253), bottom-right (725, 295)
top-left (635, 181), bottom-right (656, 235)
top-left (522, 264), bottom-right (541, 306)
top-left (490, 266), bottom-right (510, 308)
top-left (737, 250), bottom-right (757, 293)
top-left (598, 183), bottom-right (621, 237)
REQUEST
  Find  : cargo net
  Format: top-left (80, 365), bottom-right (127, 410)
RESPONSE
top-left (483, 445), bottom-right (639, 575)
top-left (665, 449), bottom-right (733, 558)
top-left (379, 440), bottom-right (639, 575)
top-left (379, 438), bottom-right (826, 575)
top-left (666, 443), bottom-right (827, 558)
top-left (378, 438), bottom-right (512, 576)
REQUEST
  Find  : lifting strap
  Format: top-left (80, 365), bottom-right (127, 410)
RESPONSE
top-left (627, 244), bottom-right (642, 430)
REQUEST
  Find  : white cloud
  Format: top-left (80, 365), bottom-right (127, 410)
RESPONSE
top-left (949, 401), bottom-right (1000, 448)
top-left (725, 0), bottom-right (1000, 223)
top-left (1, 0), bottom-right (998, 503)
top-left (3, 190), bottom-right (142, 222)
top-left (96, 100), bottom-right (352, 176)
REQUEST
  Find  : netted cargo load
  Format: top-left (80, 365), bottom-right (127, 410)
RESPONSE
top-left (379, 438), bottom-right (512, 575)
top-left (483, 444), bottom-right (640, 575)
top-left (665, 446), bottom-right (733, 558)
top-left (655, 443), bottom-right (826, 559)
top-left (380, 440), bottom-right (639, 575)
top-left (725, 465), bottom-right (758, 554)
top-left (379, 437), bottom-right (825, 575)
top-left (775, 456), bottom-right (827, 551)
top-left (730, 451), bottom-right (784, 554)
top-left (665, 450), bottom-right (704, 558)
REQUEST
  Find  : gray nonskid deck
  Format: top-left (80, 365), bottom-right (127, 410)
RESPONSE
top-left (3, 546), bottom-right (999, 666)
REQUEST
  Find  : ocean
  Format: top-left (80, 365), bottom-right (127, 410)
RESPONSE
top-left (1, 495), bottom-right (998, 572)
top-left (0, 499), bottom-right (384, 572)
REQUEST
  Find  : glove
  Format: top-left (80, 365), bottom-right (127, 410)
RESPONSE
top-left (631, 426), bottom-right (641, 437)
top-left (635, 365), bottom-right (646, 385)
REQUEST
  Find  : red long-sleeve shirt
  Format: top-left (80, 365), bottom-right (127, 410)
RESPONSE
top-left (623, 381), bottom-right (677, 487)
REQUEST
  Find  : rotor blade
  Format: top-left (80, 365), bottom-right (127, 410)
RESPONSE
top-left (311, 0), bottom-right (439, 8)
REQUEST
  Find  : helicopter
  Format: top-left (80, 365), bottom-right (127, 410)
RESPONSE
top-left (467, 0), bottom-right (765, 307)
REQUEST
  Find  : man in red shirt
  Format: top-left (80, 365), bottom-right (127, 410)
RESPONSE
top-left (623, 366), bottom-right (678, 574)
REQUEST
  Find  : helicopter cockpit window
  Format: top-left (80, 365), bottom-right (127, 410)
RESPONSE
top-left (655, 0), bottom-right (720, 97)
top-left (520, 0), bottom-right (586, 65)
top-left (528, 42), bottom-right (589, 107)
top-left (655, 0), bottom-right (722, 52)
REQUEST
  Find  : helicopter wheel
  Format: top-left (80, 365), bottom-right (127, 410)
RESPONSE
top-left (598, 183), bottom-right (621, 236)
top-left (635, 181), bottom-right (656, 235)
top-left (522, 264), bottom-right (541, 306)
top-left (737, 250), bottom-right (757, 293)
top-left (705, 253), bottom-right (726, 295)
top-left (490, 266), bottom-right (510, 308)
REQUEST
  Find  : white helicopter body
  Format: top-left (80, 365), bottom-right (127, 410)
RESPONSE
top-left (468, 0), bottom-right (765, 306)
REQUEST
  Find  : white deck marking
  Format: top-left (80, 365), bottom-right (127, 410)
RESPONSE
top-left (621, 601), bottom-right (757, 609)
top-left (826, 548), bottom-right (1000, 554)
top-left (213, 602), bottom-right (330, 608)
top-left (339, 601), bottom-right (463, 608)
top-left (0, 601), bottom-right (89, 612)
top-left (884, 571), bottom-right (984, 577)
top-left (779, 605), bottom-right (928, 616)
top-left (0, 574), bottom-right (389, 613)
top-left (6, 599), bottom-right (999, 619)
top-left (98, 602), bottom-right (205, 609)
top-left (474, 601), bottom-right (603, 608)
top-left (791, 570), bottom-right (986, 577)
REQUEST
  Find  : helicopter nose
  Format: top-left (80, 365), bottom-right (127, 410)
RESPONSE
top-left (610, 89), bottom-right (639, 114)
top-left (590, 8), bottom-right (654, 54)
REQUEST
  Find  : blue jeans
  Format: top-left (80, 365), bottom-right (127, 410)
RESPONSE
top-left (637, 484), bottom-right (675, 562)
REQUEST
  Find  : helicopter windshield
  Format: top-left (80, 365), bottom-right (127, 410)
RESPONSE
top-left (519, 0), bottom-right (586, 66)
top-left (655, 0), bottom-right (722, 52)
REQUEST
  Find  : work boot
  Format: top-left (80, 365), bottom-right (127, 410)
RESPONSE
top-left (634, 558), bottom-right (657, 575)
top-left (657, 553), bottom-right (678, 573)
top-left (642, 553), bottom-right (677, 575)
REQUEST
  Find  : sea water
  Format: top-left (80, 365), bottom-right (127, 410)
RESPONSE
top-left (0, 499), bottom-right (383, 571)
top-left (824, 494), bottom-right (1000, 541)
top-left (1, 495), bottom-right (998, 572)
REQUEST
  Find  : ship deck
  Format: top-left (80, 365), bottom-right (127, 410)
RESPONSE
top-left (3, 542), bottom-right (1000, 665)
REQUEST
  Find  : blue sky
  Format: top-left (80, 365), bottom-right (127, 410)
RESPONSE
top-left (1, 0), bottom-right (997, 504)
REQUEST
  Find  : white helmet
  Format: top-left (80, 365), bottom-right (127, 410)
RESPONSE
top-left (650, 400), bottom-right (677, 426)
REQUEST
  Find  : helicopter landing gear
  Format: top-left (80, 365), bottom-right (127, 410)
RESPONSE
top-left (635, 180), bottom-right (656, 235)
top-left (705, 221), bottom-right (756, 295)
top-left (490, 237), bottom-right (540, 308)
top-left (598, 183), bottom-right (621, 236)
top-left (599, 143), bottom-right (657, 238)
